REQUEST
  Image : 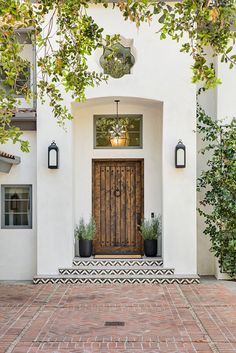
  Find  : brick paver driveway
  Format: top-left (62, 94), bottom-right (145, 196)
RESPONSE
top-left (0, 282), bottom-right (236, 353)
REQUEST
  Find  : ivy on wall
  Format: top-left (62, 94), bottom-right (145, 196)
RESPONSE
top-left (197, 106), bottom-right (236, 276)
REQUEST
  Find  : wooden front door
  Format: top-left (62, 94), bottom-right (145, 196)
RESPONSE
top-left (92, 159), bottom-right (144, 254)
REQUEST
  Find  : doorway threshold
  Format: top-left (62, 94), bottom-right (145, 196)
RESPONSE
top-left (94, 254), bottom-right (142, 259)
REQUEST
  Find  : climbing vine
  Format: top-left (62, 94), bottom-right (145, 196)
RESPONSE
top-left (0, 0), bottom-right (236, 151)
top-left (197, 106), bottom-right (236, 276)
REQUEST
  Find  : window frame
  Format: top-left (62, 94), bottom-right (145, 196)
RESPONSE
top-left (1, 184), bottom-right (33, 229)
top-left (94, 114), bottom-right (143, 149)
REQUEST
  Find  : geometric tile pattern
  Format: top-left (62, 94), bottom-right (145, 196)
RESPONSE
top-left (73, 258), bottom-right (163, 267)
top-left (34, 257), bottom-right (200, 285)
top-left (59, 267), bottom-right (174, 276)
top-left (33, 276), bottom-right (200, 285)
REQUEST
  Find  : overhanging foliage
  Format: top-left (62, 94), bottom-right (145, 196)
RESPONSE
top-left (0, 0), bottom-right (236, 151)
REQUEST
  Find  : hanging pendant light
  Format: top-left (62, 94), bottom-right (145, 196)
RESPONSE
top-left (109, 100), bottom-right (128, 147)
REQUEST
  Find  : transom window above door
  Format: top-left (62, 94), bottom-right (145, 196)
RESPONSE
top-left (94, 115), bottom-right (143, 149)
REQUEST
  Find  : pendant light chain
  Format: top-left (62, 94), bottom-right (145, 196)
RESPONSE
top-left (115, 99), bottom-right (119, 125)
top-left (109, 100), bottom-right (125, 138)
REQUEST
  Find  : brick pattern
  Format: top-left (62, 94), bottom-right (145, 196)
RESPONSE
top-left (0, 283), bottom-right (236, 352)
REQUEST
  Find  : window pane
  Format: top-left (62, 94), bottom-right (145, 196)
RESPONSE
top-left (5, 200), bottom-right (29, 212)
top-left (5, 213), bottom-right (30, 227)
top-left (95, 115), bottom-right (142, 148)
top-left (2, 186), bottom-right (32, 228)
top-left (128, 133), bottom-right (141, 146)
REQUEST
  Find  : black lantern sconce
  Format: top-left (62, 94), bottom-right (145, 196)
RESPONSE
top-left (175, 140), bottom-right (186, 168)
top-left (48, 141), bottom-right (59, 169)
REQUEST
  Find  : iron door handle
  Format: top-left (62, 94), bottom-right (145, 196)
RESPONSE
top-left (115, 188), bottom-right (121, 197)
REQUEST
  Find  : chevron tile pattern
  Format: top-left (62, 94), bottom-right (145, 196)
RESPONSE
top-left (34, 256), bottom-right (200, 285)
top-left (72, 258), bottom-right (163, 267)
top-left (33, 275), bottom-right (200, 284)
top-left (59, 267), bottom-right (174, 276)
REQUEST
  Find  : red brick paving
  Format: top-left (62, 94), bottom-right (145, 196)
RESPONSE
top-left (0, 283), bottom-right (235, 353)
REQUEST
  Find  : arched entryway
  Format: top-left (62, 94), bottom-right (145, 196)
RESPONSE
top-left (72, 96), bottom-right (163, 257)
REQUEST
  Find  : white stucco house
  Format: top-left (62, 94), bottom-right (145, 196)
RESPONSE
top-left (0, 4), bottom-right (235, 283)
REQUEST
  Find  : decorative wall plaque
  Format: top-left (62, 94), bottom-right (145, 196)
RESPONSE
top-left (100, 42), bottom-right (135, 79)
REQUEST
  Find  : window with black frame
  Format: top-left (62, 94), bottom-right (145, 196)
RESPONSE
top-left (1, 185), bottom-right (32, 229)
top-left (94, 115), bottom-right (143, 149)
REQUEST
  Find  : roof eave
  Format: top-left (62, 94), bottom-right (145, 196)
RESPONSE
top-left (0, 155), bottom-right (21, 174)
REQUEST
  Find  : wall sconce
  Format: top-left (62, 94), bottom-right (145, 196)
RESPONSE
top-left (48, 141), bottom-right (59, 169)
top-left (175, 140), bottom-right (186, 168)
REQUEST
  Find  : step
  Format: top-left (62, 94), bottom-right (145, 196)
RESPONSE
top-left (59, 267), bottom-right (174, 276)
top-left (72, 257), bottom-right (163, 267)
top-left (33, 274), bottom-right (200, 285)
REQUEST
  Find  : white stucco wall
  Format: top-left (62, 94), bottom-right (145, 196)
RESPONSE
top-left (35, 9), bottom-right (74, 275)
top-left (196, 49), bottom-right (217, 276)
top-left (36, 102), bottom-right (74, 275)
top-left (1, 5), bottom-right (235, 279)
top-left (0, 132), bottom-right (37, 280)
top-left (36, 4), bottom-right (197, 275)
top-left (217, 59), bottom-right (236, 121)
top-left (87, 5), bottom-right (197, 275)
top-left (0, 6), bottom-right (197, 279)
top-left (197, 87), bottom-right (216, 275)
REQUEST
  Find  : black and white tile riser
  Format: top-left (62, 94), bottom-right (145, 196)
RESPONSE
top-left (34, 257), bottom-right (200, 285)
top-left (73, 259), bottom-right (163, 267)
top-left (59, 268), bottom-right (174, 276)
top-left (33, 277), bottom-right (200, 285)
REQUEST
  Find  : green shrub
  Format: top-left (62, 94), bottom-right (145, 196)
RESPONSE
top-left (197, 106), bottom-right (236, 277)
top-left (139, 215), bottom-right (161, 240)
top-left (75, 217), bottom-right (96, 241)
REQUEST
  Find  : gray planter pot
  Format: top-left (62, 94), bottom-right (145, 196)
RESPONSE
top-left (144, 239), bottom-right (157, 257)
top-left (79, 239), bottom-right (93, 257)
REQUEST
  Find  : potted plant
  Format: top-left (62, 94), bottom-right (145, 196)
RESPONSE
top-left (139, 215), bottom-right (161, 257)
top-left (74, 217), bottom-right (96, 257)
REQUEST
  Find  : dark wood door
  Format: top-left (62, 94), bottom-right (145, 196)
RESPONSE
top-left (92, 159), bottom-right (144, 254)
